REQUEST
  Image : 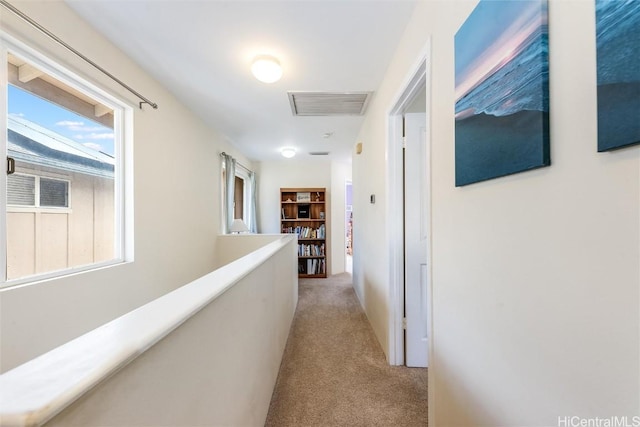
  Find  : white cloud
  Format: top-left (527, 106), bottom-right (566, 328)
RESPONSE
top-left (74, 132), bottom-right (114, 141)
top-left (57, 121), bottom-right (109, 133)
top-left (9, 113), bottom-right (25, 118)
top-left (83, 142), bottom-right (103, 152)
top-left (70, 125), bottom-right (105, 132)
top-left (86, 132), bottom-right (114, 140)
top-left (56, 120), bottom-right (84, 127)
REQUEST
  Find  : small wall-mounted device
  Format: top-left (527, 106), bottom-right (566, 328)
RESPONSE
top-left (356, 142), bottom-right (363, 155)
top-left (370, 194), bottom-right (375, 204)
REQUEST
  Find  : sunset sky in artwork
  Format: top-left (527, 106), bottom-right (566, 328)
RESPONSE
top-left (455, 1), bottom-right (547, 102)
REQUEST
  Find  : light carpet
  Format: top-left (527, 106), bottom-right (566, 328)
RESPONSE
top-left (265, 273), bottom-right (427, 427)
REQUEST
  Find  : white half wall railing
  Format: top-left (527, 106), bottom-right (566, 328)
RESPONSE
top-left (0, 234), bottom-right (298, 427)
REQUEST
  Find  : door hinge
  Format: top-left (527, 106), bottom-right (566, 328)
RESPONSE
top-left (402, 136), bottom-right (407, 149)
top-left (402, 317), bottom-right (407, 329)
top-left (7, 157), bottom-right (15, 175)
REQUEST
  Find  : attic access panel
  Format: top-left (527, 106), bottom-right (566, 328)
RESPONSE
top-left (288, 91), bottom-right (372, 116)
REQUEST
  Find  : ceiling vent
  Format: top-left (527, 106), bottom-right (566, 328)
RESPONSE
top-left (288, 91), bottom-right (372, 116)
top-left (309, 151), bottom-right (330, 156)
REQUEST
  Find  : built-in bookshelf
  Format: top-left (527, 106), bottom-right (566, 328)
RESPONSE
top-left (281, 188), bottom-right (327, 278)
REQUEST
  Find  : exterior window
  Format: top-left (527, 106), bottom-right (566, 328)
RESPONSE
top-left (39, 177), bottom-right (68, 207)
top-left (234, 175), bottom-right (244, 220)
top-left (7, 174), bottom-right (69, 208)
top-left (221, 161), bottom-right (255, 233)
top-left (7, 174), bottom-right (35, 206)
top-left (2, 37), bottom-right (132, 286)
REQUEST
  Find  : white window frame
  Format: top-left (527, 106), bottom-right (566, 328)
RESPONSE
top-left (0, 33), bottom-right (134, 288)
top-left (221, 161), bottom-right (253, 231)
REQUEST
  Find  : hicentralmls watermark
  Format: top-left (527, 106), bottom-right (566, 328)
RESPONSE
top-left (558, 416), bottom-right (640, 427)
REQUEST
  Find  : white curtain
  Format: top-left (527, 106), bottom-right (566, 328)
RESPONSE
top-left (248, 171), bottom-right (258, 233)
top-left (221, 152), bottom-right (236, 234)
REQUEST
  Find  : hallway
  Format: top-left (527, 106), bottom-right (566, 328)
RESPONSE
top-left (265, 274), bottom-right (427, 426)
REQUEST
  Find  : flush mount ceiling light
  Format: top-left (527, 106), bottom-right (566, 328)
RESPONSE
top-left (281, 147), bottom-right (296, 158)
top-left (251, 55), bottom-right (282, 83)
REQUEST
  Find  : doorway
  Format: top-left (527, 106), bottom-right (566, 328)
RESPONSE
top-left (387, 52), bottom-right (431, 368)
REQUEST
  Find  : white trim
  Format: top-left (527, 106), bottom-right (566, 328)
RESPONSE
top-left (0, 31), bottom-right (136, 110)
top-left (120, 106), bottom-right (134, 263)
top-left (0, 43), bottom-right (8, 284)
top-left (386, 113), bottom-right (405, 366)
top-left (7, 206), bottom-right (72, 214)
top-left (385, 40), bottom-right (432, 367)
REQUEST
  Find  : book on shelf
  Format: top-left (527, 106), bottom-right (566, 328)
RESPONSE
top-left (297, 243), bottom-right (326, 257)
top-left (304, 258), bottom-right (326, 275)
top-left (282, 225), bottom-right (326, 239)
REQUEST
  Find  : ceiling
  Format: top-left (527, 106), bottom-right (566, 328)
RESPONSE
top-left (65, 0), bottom-right (417, 163)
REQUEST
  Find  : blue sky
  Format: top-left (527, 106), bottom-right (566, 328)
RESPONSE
top-left (8, 85), bottom-right (115, 156)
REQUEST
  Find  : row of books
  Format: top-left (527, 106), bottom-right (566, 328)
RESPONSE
top-left (282, 224), bottom-right (326, 239)
top-left (298, 243), bottom-right (325, 257)
top-left (299, 258), bottom-right (326, 275)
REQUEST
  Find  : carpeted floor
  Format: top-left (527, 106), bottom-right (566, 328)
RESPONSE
top-left (265, 274), bottom-right (428, 427)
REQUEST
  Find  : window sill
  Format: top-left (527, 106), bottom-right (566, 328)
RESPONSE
top-left (7, 206), bottom-right (72, 214)
top-left (1, 259), bottom-right (130, 291)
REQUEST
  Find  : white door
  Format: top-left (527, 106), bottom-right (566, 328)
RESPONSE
top-left (404, 112), bottom-right (429, 367)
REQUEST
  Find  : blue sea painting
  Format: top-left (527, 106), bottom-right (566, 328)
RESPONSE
top-left (596, 0), bottom-right (640, 152)
top-left (455, 0), bottom-right (550, 187)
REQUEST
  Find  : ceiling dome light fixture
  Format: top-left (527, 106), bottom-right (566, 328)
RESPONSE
top-left (251, 55), bottom-right (282, 83)
top-left (281, 147), bottom-right (296, 158)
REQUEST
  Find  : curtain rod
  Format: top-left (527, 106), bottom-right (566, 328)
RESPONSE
top-left (0, 0), bottom-right (158, 110)
top-left (220, 152), bottom-right (252, 174)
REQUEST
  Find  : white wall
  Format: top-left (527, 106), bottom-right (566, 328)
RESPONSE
top-left (353, 0), bottom-right (639, 425)
top-left (256, 158), bottom-right (352, 275)
top-left (214, 234), bottom-right (286, 269)
top-left (0, 1), bottom-right (251, 372)
top-left (45, 236), bottom-right (297, 427)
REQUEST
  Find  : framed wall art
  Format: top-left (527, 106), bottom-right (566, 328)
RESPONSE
top-left (595, 0), bottom-right (640, 152)
top-left (454, 0), bottom-right (550, 186)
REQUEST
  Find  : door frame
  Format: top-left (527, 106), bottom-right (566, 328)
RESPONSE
top-left (386, 41), bottom-right (432, 366)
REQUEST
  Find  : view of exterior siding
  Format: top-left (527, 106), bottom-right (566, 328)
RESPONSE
top-left (7, 116), bottom-right (115, 280)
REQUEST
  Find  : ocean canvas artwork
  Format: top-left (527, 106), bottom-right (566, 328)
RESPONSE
top-left (596, 0), bottom-right (640, 152)
top-left (455, 0), bottom-right (550, 186)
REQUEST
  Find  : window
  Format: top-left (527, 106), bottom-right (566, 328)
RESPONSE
top-left (8, 174), bottom-right (69, 208)
top-left (1, 35), bottom-right (132, 286)
top-left (234, 175), bottom-right (244, 220)
top-left (221, 157), bottom-right (255, 233)
top-left (7, 174), bottom-right (35, 206)
top-left (39, 177), bottom-right (69, 207)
